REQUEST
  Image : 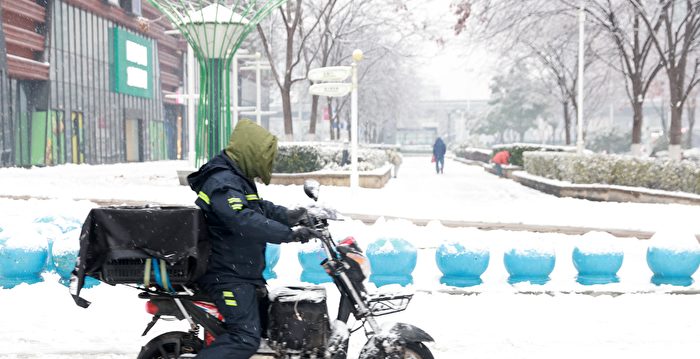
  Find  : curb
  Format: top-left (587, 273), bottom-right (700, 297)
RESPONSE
top-left (341, 213), bottom-right (665, 240)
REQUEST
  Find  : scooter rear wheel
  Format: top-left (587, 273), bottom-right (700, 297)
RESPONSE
top-left (404, 342), bottom-right (434, 359)
top-left (137, 331), bottom-right (203, 359)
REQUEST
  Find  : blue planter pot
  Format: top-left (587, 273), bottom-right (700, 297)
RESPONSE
top-left (436, 243), bottom-right (489, 287)
top-left (572, 248), bottom-right (624, 285)
top-left (264, 244), bottom-right (281, 280)
top-left (503, 249), bottom-right (556, 285)
top-left (366, 238), bottom-right (417, 287)
top-left (51, 251), bottom-right (99, 288)
top-left (0, 247), bottom-right (48, 288)
top-left (647, 247), bottom-right (700, 286)
top-left (298, 245), bottom-right (331, 284)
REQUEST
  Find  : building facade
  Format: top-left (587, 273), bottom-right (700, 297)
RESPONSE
top-left (0, 0), bottom-right (187, 167)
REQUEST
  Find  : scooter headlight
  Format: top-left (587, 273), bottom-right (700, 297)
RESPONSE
top-left (346, 252), bottom-right (371, 279)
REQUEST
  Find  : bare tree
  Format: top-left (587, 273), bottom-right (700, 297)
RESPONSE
top-left (455, 0), bottom-right (608, 145)
top-left (630, 0), bottom-right (700, 160)
top-left (303, 0), bottom-right (430, 142)
top-left (256, 0), bottom-right (332, 140)
top-left (563, 0), bottom-right (664, 156)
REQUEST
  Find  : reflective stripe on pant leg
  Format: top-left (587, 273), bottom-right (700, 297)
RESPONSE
top-left (194, 282), bottom-right (262, 359)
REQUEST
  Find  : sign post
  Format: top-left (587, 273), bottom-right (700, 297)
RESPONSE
top-left (308, 50), bottom-right (363, 189)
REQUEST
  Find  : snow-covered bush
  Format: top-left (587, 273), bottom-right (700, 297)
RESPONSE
top-left (273, 144), bottom-right (324, 173)
top-left (452, 145), bottom-right (491, 163)
top-left (492, 143), bottom-right (576, 166)
top-left (524, 152), bottom-right (700, 194)
top-left (274, 143), bottom-right (389, 173)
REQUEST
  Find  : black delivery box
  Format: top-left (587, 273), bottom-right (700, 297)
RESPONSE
top-left (70, 206), bottom-right (209, 308)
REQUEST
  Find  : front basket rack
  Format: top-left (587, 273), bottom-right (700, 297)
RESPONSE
top-left (366, 293), bottom-right (413, 317)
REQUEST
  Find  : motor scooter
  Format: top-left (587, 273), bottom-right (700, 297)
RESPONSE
top-left (134, 179), bottom-right (434, 358)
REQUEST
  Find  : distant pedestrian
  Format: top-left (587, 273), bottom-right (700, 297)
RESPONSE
top-left (387, 148), bottom-right (403, 178)
top-left (432, 137), bottom-right (446, 174)
top-left (491, 150), bottom-right (510, 177)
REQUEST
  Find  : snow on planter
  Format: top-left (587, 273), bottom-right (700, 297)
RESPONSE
top-left (264, 243), bottom-right (281, 280)
top-left (646, 228), bottom-right (700, 286)
top-left (503, 243), bottom-right (556, 285)
top-left (33, 221), bottom-right (62, 272)
top-left (298, 242), bottom-right (332, 284)
top-left (33, 215), bottom-right (82, 234)
top-left (366, 238), bottom-right (417, 287)
top-left (0, 222), bottom-right (49, 289)
top-left (50, 228), bottom-right (99, 288)
top-left (572, 231), bottom-right (624, 285)
top-left (436, 240), bottom-right (490, 287)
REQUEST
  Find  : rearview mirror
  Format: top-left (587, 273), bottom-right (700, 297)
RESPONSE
top-left (303, 179), bottom-right (320, 201)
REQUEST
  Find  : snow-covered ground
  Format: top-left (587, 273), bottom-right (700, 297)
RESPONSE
top-left (1, 157), bottom-right (700, 358)
top-left (1, 156), bottom-right (699, 233)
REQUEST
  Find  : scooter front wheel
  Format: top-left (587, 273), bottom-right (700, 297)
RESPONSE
top-left (137, 331), bottom-right (203, 359)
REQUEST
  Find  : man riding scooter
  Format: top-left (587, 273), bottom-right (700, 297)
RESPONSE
top-left (186, 119), bottom-right (322, 359)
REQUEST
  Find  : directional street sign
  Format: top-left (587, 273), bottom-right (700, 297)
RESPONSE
top-left (309, 83), bottom-right (352, 97)
top-left (308, 66), bottom-right (352, 82)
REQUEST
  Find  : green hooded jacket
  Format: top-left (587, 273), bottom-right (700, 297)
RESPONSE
top-left (224, 119), bottom-right (278, 185)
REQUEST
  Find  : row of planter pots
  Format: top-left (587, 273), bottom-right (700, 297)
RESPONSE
top-left (3, 220), bottom-right (699, 289)
top-left (297, 237), bottom-right (700, 288)
top-left (0, 216), bottom-right (101, 289)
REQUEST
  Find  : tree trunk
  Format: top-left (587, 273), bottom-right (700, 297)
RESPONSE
top-left (668, 71), bottom-right (684, 160)
top-left (669, 102), bottom-right (683, 160)
top-left (309, 95), bottom-right (319, 138)
top-left (562, 101), bottom-right (571, 145)
top-left (686, 96), bottom-right (696, 148)
top-left (281, 83), bottom-right (294, 141)
top-left (327, 100), bottom-right (336, 140)
top-left (631, 100), bottom-right (644, 156)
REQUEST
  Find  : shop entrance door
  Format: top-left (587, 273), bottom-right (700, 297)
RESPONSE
top-left (125, 117), bottom-right (142, 162)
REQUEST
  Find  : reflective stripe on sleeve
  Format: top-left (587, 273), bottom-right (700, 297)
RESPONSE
top-left (198, 191), bottom-right (210, 205)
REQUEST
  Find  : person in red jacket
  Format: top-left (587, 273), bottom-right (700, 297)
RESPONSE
top-left (491, 150), bottom-right (510, 177)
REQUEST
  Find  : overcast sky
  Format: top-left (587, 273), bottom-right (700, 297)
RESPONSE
top-left (411, 0), bottom-right (494, 101)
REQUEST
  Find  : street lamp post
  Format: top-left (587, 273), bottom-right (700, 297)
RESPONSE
top-left (350, 49), bottom-right (363, 189)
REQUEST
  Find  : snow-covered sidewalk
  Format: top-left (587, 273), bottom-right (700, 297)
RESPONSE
top-left (1, 156), bottom-right (699, 234)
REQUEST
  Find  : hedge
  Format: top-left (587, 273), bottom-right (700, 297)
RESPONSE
top-left (273, 143), bottom-right (389, 173)
top-left (492, 143), bottom-right (576, 166)
top-left (273, 144), bottom-right (324, 173)
top-left (452, 145), bottom-right (491, 163)
top-left (524, 152), bottom-right (700, 195)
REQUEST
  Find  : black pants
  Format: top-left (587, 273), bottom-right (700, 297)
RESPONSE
top-left (196, 280), bottom-right (268, 359)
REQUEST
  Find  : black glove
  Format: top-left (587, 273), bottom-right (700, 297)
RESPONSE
top-left (286, 207), bottom-right (308, 226)
top-left (291, 227), bottom-right (323, 243)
